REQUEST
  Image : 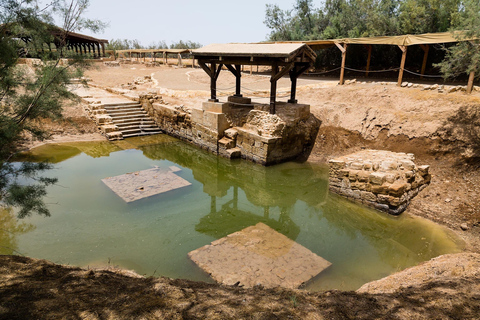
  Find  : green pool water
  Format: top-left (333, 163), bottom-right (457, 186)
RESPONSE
top-left (2, 135), bottom-right (463, 291)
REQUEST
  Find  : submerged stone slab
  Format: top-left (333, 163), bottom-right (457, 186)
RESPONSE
top-left (188, 222), bottom-right (331, 289)
top-left (102, 166), bottom-right (191, 202)
top-left (328, 150), bottom-right (431, 215)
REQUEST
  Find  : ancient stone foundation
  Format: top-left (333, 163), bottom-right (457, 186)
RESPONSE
top-left (142, 95), bottom-right (320, 165)
top-left (328, 150), bottom-right (431, 215)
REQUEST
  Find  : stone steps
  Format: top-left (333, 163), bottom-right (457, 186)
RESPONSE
top-left (86, 100), bottom-right (161, 140)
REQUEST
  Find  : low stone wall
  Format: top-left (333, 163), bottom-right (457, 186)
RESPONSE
top-left (141, 95), bottom-right (320, 165)
top-left (328, 150), bottom-right (431, 215)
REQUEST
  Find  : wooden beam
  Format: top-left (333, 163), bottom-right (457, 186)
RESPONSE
top-left (210, 62), bottom-right (218, 101)
top-left (235, 64), bottom-right (242, 96)
top-left (289, 63), bottom-right (311, 103)
top-left (467, 71), bottom-right (475, 94)
top-left (225, 64), bottom-right (242, 96)
top-left (271, 62), bottom-right (295, 83)
top-left (270, 64), bottom-right (278, 114)
top-left (198, 61), bottom-right (212, 78)
top-left (336, 43), bottom-right (348, 85)
top-left (397, 45), bottom-right (407, 87)
top-left (420, 44), bottom-right (429, 79)
top-left (365, 45), bottom-right (372, 77)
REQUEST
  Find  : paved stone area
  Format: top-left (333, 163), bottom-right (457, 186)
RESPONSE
top-left (188, 222), bottom-right (331, 289)
top-left (102, 166), bottom-right (191, 202)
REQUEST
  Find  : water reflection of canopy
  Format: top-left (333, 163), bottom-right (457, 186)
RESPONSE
top-left (137, 136), bottom-right (328, 209)
top-left (196, 187), bottom-right (300, 241)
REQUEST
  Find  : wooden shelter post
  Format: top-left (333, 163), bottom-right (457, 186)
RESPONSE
top-left (336, 43), bottom-right (348, 85)
top-left (235, 64), bottom-right (241, 96)
top-left (420, 44), bottom-right (429, 79)
top-left (365, 44), bottom-right (372, 77)
top-left (467, 71), bottom-right (475, 94)
top-left (288, 63), bottom-right (310, 103)
top-left (397, 45), bottom-right (407, 86)
top-left (270, 63), bottom-right (278, 114)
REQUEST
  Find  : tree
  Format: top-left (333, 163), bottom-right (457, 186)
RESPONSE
top-left (437, 0), bottom-right (480, 80)
top-left (0, 0), bottom-right (103, 218)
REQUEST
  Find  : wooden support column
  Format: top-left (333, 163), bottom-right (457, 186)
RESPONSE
top-left (163, 52), bottom-right (166, 65)
top-left (235, 64), bottom-right (241, 96)
top-left (270, 63), bottom-right (278, 114)
top-left (288, 63), bottom-right (310, 104)
top-left (467, 71), bottom-right (475, 94)
top-left (225, 64), bottom-right (242, 97)
top-left (397, 45), bottom-right (407, 87)
top-left (101, 43), bottom-right (105, 57)
top-left (365, 44), bottom-right (372, 77)
top-left (336, 43), bottom-right (348, 85)
top-left (210, 62), bottom-right (217, 101)
top-left (143, 53), bottom-right (146, 63)
top-left (420, 44), bottom-right (429, 79)
top-left (210, 196), bottom-right (216, 214)
top-left (199, 61), bottom-right (223, 102)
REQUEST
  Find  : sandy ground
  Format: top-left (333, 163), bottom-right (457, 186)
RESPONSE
top-left (4, 62), bottom-right (480, 319)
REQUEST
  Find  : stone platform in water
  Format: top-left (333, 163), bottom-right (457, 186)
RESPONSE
top-left (188, 222), bottom-right (331, 289)
top-left (102, 166), bottom-right (191, 202)
top-left (328, 150), bottom-right (431, 215)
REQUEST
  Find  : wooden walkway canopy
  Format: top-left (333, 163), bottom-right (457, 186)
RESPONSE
top-left (193, 43), bottom-right (316, 114)
top-left (115, 49), bottom-right (190, 66)
top-left (269, 31), bottom-right (479, 93)
top-left (5, 22), bottom-right (109, 58)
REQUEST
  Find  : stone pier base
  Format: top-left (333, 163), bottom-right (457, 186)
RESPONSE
top-left (142, 95), bottom-right (320, 165)
top-left (328, 150), bottom-right (431, 215)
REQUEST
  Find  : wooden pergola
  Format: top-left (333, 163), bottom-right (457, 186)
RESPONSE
top-left (270, 31), bottom-right (479, 94)
top-left (193, 43), bottom-right (316, 114)
top-left (10, 23), bottom-right (109, 58)
top-left (116, 49), bottom-right (191, 66)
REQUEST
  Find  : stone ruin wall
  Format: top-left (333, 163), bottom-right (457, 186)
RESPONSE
top-left (329, 150), bottom-right (431, 215)
top-left (141, 95), bottom-right (320, 165)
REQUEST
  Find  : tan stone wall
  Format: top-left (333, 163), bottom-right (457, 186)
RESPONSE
top-left (142, 95), bottom-right (320, 165)
top-left (329, 150), bottom-right (431, 215)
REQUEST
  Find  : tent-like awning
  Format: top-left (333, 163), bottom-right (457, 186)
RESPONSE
top-left (115, 48), bottom-right (191, 66)
top-left (267, 31), bottom-right (478, 93)
top-left (193, 43), bottom-right (317, 114)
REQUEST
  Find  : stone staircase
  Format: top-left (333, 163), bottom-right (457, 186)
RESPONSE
top-left (88, 101), bottom-right (161, 140)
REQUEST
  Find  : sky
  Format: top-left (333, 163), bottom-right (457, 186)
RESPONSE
top-left (74, 0), bottom-right (298, 47)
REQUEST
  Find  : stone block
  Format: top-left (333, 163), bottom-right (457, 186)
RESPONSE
top-left (370, 172), bottom-right (386, 185)
top-left (417, 165), bottom-right (430, 176)
top-left (202, 101), bottom-right (230, 113)
top-left (95, 114), bottom-right (112, 125)
top-left (357, 170), bottom-right (370, 182)
top-left (388, 180), bottom-right (407, 197)
top-left (400, 160), bottom-right (415, 170)
top-left (224, 128), bottom-right (238, 139)
top-left (218, 137), bottom-right (235, 149)
top-left (190, 108), bottom-right (204, 124)
top-left (227, 96), bottom-right (252, 105)
top-left (328, 159), bottom-right (346, 170)
top-left (226, 147), bottom-right (241, 158)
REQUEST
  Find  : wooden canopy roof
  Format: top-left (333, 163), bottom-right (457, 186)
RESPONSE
top-left (267, 31), bottom-right (478, 50)
top-left (193, 43), bottom-right (317, 114)
top-left (115, 48), bottom-right (190, 55)
top-left (193, 43), bottom-right (316, 66)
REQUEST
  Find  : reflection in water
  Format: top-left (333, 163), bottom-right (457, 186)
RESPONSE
top-left (14, 135), bottom-right (463, 291)
top-left (0, 208), bottom-right (35, 255)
